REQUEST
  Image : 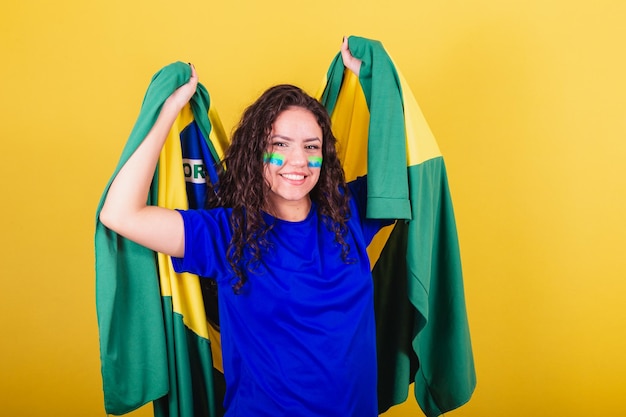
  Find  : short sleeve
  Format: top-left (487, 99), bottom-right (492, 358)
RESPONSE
top-left (348, 176), bottom-right (395, 245)
top-left (171, 208), bottom-right (233, 279)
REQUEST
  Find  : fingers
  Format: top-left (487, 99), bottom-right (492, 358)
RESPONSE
top-left (340, 36), bottom-right (361, 77)
top-left (340, 36), bottom-right (351, 62)
top-left (187, 63), bottom-right (198, 89)
top-left (164, 63), bottom-right (198, 109)
top-left (341, 36), bottom-right (349, 53)
top-left (189, 62), bottom-right (197, 80)
top-left (184, 63), bottom-right (199, 98)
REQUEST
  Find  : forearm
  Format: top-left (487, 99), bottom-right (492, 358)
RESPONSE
top-left (99, 100), bottom-right (182, 232)
top-left (99, 65), bottom-right (196, 257)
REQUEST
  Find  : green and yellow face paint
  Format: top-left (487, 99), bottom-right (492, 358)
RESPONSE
top-left (263, 152), bottom-right (285, 166)
top-left (307, 156), bottom-right (323, 168)
top-left (263, 152), bottom-right (323, 168)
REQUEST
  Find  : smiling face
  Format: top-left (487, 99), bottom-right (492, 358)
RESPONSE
top-left (263, 106), bottom-right (323, 221)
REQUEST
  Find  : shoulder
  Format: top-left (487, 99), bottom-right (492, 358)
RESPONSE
top-left (178, 207), bottom-right (233, 232)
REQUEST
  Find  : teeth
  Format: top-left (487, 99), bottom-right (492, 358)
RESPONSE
top-left (282, 174), bottom-right (305, 180)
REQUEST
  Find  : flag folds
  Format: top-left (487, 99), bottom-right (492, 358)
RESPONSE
top-left (94, 62), bottom-right (228, 416)
top-left (317, 36), bottom-right (476, 417)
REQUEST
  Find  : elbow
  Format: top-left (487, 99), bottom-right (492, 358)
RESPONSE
top-left (99, 205), bottom-right (114, 230)
top-left (99, 204), bottom-right (122, 233)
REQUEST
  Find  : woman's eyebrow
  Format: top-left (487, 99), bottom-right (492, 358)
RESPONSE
top-left (270, 134), bottom-right (321, 142)
top-left (270, 134), bottom-right (294, 141)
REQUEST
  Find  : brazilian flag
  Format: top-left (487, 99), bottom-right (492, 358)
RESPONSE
top-left (94, 62), bottom-right (228, 416)
top-left (317, 36), bottom-right (476, 417)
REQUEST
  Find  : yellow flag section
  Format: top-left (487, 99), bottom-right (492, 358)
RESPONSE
top-left (324, 72), bottom-right (369, 178)
top-left (395, 71), bottom-right (441, 167)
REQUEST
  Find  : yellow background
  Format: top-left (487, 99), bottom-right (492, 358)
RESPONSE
top-left (1, 0), bottom-right (625, 415)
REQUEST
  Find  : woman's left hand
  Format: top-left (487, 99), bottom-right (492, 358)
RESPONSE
top-left (341, 36), bottom-right (362, 77)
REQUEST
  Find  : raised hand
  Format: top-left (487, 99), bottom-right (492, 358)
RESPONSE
top-left (165, 63), bottom-right (199, 110)
top-left (341, 37), bottom-right (362, 77)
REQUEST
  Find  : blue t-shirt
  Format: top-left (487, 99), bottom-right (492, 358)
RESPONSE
top-left (172, 178), bottom-right (391, 417)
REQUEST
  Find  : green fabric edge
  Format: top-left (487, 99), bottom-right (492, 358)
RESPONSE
top-left (406, 159), bottom-right (476, 416)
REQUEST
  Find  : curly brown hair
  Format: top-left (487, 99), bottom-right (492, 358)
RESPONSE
top-left (207, 84), bottom-right (351, 292)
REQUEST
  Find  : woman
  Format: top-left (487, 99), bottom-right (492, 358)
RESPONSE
top-left (100, 39), bottom-right (391, 417)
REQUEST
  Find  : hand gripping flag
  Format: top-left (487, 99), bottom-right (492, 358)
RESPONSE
top-left (317, 37), bottom-right (476, 417)
top-left (94, 62), bottom-right (228, 416)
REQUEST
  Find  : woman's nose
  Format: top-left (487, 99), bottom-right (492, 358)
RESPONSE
top-left (288, 148), bottom-right (307, 167)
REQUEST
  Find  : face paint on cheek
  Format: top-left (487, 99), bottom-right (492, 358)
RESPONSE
top-left (263, 152), bottom-right (285, 167)
top-left (307, 156), bottom-right (323, 168)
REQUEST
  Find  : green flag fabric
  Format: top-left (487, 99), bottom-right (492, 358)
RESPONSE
top-left (94, 62), bottom-right (227, 416)
top-left (318, 36), bottom-right (476, 417)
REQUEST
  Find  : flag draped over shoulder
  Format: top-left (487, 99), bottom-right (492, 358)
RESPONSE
top-left (94, 62), bottom-right (228, 416)
top-left (317, 36), bottom-right (476, 417)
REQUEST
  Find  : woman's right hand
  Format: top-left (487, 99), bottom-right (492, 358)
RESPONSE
top-left (165, 63), bottom-right (199, 110)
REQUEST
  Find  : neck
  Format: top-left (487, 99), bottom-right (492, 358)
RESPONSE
top-left (266, 198), bottom-right (312, 222)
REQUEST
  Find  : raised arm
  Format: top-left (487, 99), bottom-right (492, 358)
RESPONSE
top-left (99, 64), bottom-right (199, 258)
